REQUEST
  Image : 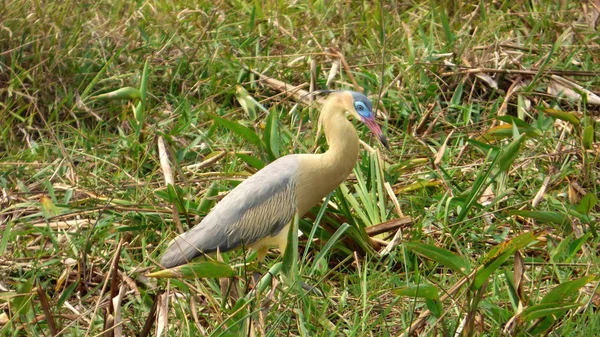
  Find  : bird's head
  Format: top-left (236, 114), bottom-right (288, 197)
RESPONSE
top-left (344, 91), bottom-right (389, 149)
top-left (311, 90), bottom-right (389, 149)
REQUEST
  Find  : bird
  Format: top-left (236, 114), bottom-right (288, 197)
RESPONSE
top-left (160, 90), bottom-right (388, 269)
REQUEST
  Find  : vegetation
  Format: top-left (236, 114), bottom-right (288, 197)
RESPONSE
top-left (1, 1), bottom-right (599, 336)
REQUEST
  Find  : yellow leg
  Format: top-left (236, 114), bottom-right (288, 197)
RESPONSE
top-left (256, 245), bottom-right (269, 263)
top-left (249, 223), bottom-right (291, 261)
top-left (274, 223), bottom-right (290, 256)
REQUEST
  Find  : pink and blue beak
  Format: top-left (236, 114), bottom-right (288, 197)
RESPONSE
top-left (351, 92), bottom-right (390, 150)
top-left (362, 117), bottom-right (389, 149)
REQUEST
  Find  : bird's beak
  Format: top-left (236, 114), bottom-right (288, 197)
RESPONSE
top-left (363, 117), bottom-right (390, 150)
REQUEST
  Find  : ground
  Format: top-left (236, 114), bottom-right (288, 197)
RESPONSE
top-left (1, 1), bottom-right (599, 336)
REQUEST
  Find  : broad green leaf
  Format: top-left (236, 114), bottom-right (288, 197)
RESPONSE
top-left (395, 283), bottom-right (439, 300)
top-left (198, 182), bottom-right (219, 214)
top-left (541, 275), bottom-right (597, 304)
top-left (372, 152), bottom-right (386, 221)
top-left (477, 124), bottom-right (512, 141)
top-left (496, 133), bottom-right (526, 172)
top-left (450, 81), bottom-right (463, 107)
top-left (576, 193), bottom-right (597, 215)
top-left (474, 250), bottom-right (513, 289)
top-left (483, 231), bottom-right (538, 264)
top-left (264, 109), bottom-right (280, 159)
top-left (282, 214), bottom-right (299, 286)
top-left (91, 86), bottom-right (141, 100)
top-left (43, 179), bottom-right (58, 203)
top-left (582, 123), bottom-right (594, 150)
top-left (389, 157), bottom-right (428, 173)
top-left (467, 138), bottom-right (497, 153)
top-left (550, 233), bottom-right (573, 262)
top-left (207, 112), bottom-right (263, 148)
top-left (12, 278), bottom-right (34, 319)
top-left (395, 179), bottom-right (442, 193)
top-left (477, 124), bottom-right (537, 142)
top-left (521, 302), bottom-right (580, 322)
top-left (425, 298), bottom-right (443, 318)
top-left (134, 58), bottom-right (150, 136)
top-left (527, 316), bottom-right (556, 335)
top-left (567, 232), bottom-right (592, 260)
top-left (155, 185), bottom-right (187, 214)
top-left (476, 232), bottom-right (539, 289)
top-left (496, 115), bottom-right (532, 129)
top-left (542, 108), bottom-right (580, 127)
top-left (236, 153), bottom-right (265, 170)
top-left (235, 86), bottom-right (257, 120)
top-left (510, 210), bottom-right (569, 225)
top-left (517, 95), bottom-right (527, 120)
top-left (147, 260), bottom-right (234, 278)
top-left (503, 269), bottom-right (520, 310)
top-left (139, 58), bottom-right (150, 104)
top-left (404, 242), bottom-right (470, 275)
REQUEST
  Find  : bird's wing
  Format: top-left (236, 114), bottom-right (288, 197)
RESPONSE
top-left (160, 155), bottom-right (299, 268)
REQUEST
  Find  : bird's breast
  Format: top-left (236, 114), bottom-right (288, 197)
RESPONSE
top-left (294, 153), bottom-right (356, 216)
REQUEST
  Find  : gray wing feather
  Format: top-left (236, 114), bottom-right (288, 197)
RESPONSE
top-left (160, 155), bottom-right (299, 268)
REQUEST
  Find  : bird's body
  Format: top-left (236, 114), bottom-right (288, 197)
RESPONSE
top-left (160, 91), bottom-right (387, 268)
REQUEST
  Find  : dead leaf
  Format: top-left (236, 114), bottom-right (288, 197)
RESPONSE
top-left (548, 75), bottom-right (600, 105)
top-left (514, 251), bottom-right (525, 304)
top-left (475, 72), bottom-right (498, 89)
top-left (434, 130), bottom-right (455, 167)
top-left (156, 291), bottom-right (169, 336)
top-left (326, 59), bottom-right (340, 87)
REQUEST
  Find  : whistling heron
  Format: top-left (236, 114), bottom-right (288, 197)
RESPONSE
top-left (160, 90), bottom-right (388, 268)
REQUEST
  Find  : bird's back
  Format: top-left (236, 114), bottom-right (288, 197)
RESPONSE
top-left (160, 155), bottom-right (300, 268)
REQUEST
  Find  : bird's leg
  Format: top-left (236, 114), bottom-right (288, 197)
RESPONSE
top-left (253, 246), bottom-right (269, 287)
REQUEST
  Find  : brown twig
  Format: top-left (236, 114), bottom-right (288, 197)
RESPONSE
top-left (332, 49), bottom-right (361, 92)
top-left (37, 284), bottom-right (59, 336)
top-left (365, 217), bottom-right (413, 236)
top-left (440, 66), bottom-right (599, 78)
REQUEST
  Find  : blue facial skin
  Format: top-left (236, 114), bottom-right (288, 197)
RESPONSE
top-left (354, 101), bottom-right (371, 118)
top-left (348, 91), bottom-right (389, 149)
top-left (349, 91), bottom-right (374, 117)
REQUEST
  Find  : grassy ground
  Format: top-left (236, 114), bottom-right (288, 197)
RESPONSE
top-left (1, 1), bottom-right (599, 336)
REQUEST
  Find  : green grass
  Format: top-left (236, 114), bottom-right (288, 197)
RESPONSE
top-left (1, 1), bottom-right (599, 336)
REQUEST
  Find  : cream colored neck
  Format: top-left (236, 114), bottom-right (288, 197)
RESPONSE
top-left (320, 98), bottom-right (360, 178)
top-left (296, 97), bottom-right (359, 215)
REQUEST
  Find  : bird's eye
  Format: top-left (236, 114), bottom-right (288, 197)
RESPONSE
top-left (354, 101), bottom-right (370, 117)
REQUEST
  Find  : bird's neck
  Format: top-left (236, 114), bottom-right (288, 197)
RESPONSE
top-left (320, 102), bottom-right (360, 175)
top-left (295, 100), bottom-right (360, 215)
